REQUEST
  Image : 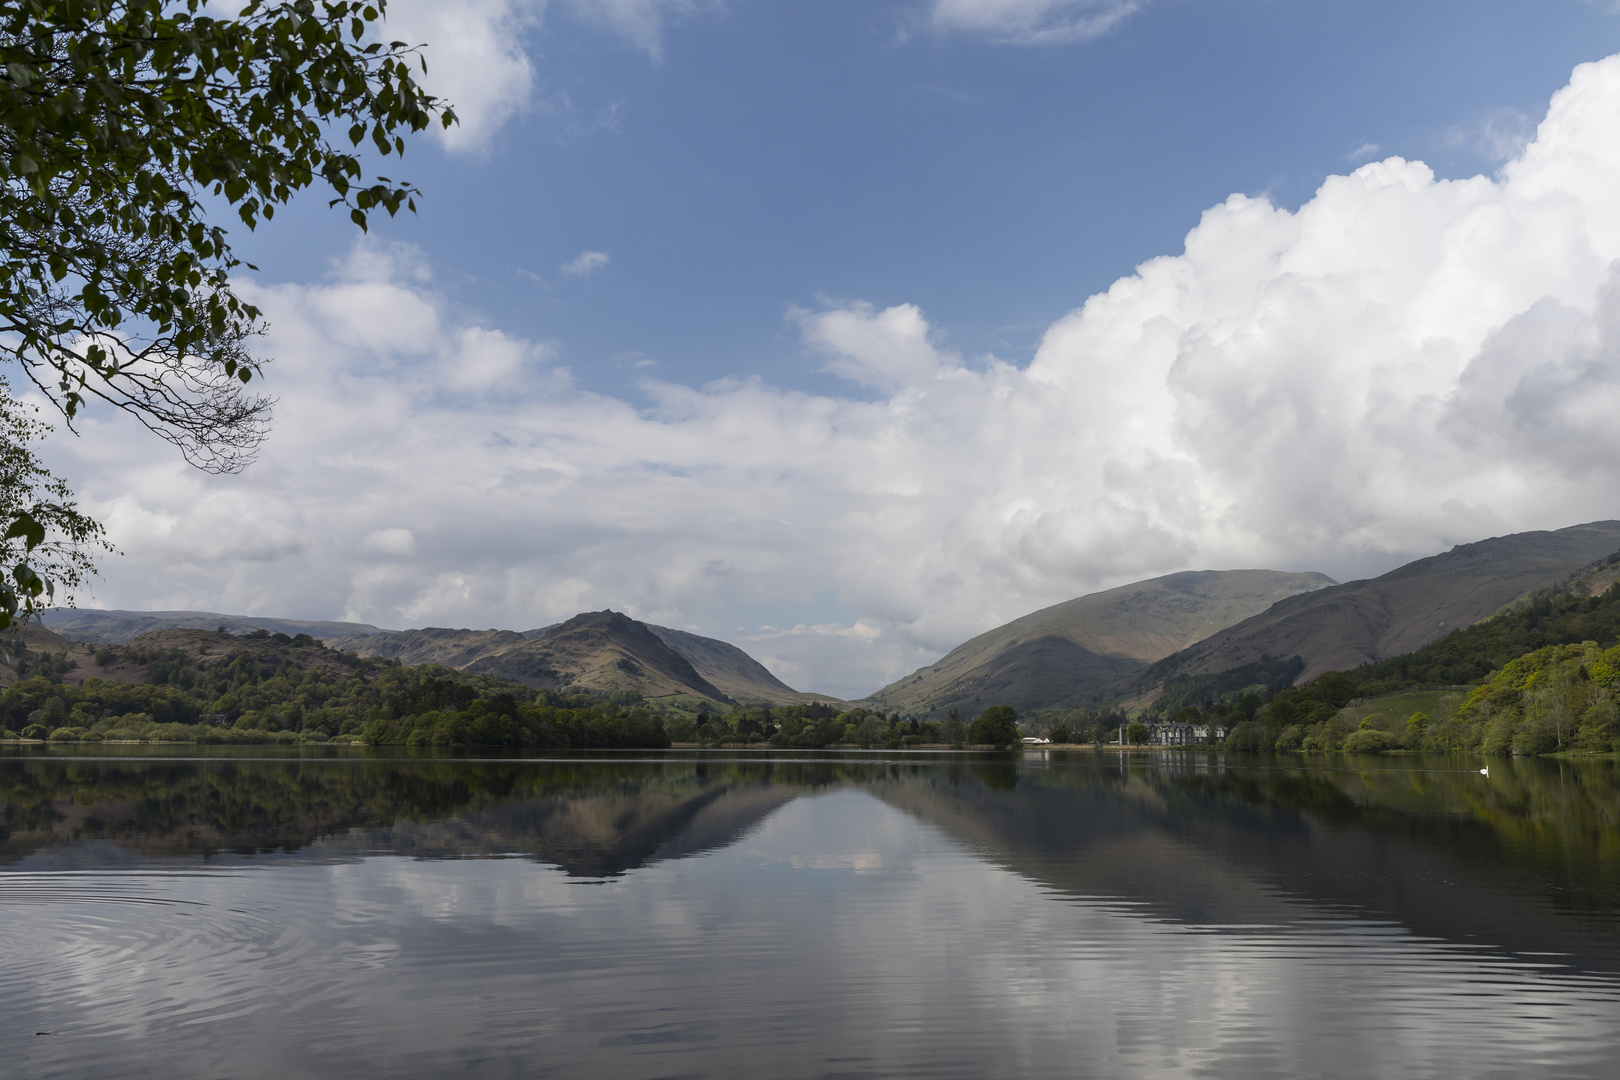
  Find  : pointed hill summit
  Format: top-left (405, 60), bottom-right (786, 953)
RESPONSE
top-left (328, 611), bottom-right (726, 700)
top-left (325, 612), bottom-right (817, 706)
top-left (866, 569), bottom-right (1335, 718)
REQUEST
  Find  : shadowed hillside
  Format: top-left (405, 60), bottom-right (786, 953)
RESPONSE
top-left (1125, 520), bottom-right (1620, 695)
top-left (331, 612), bottom-right (818, 705)
top-left (645, 624), bottom-right (813, 705)
top-left (867, 569), bottom-right (1333, 717)
top-left (329, 611), bottom-right (732, 701)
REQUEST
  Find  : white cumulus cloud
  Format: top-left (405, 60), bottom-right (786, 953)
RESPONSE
top-left (380, 0), bottom-right (710, 152)
top-left (793, 301), bottom-right (959, 392)
top-left (383, 0), bottom-right (542, 153)
top-left (39, 53), bottom-right (1620, 699)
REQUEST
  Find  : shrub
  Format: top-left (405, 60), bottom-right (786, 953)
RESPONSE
top-left (1274, 724), bottom-right (1305, 752)
top-left (1342, 729), bottom-right (1395, 754)
top-left (47, 726), bottom-right (86, 741)
top-left (21, 724), bottom-right (46, 739)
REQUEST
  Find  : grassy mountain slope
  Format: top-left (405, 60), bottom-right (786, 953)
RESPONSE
top-left (44, 606), bottom-right (807, 706)
top-left (330, 613), bottom-right (811, 705)
top-left (868, 569), bottom-right (1335, 717)
top-left (324, 626), bottom-right (532, 669)
top-left (1128, 520), bottom-right (1620, 698)
top-left (644, 625), bottom-right (819, 705)
top-left (330, 611), bottom-right (728, 700)
top-left (41, 608), bottom-right (389, 643)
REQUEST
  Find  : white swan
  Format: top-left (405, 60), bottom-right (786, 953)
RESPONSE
top-left (1480, 766), bottom-right (1490, 776)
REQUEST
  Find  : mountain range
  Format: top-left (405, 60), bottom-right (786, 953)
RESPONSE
top-left (38, 519), bottom-right (1620, 714)
top-left (865, 569), bottom-right (1335, 717)
top-left (1124, 520), bottom-right (1620, 697)
top-left (42, 607), bottom-right (816, 707)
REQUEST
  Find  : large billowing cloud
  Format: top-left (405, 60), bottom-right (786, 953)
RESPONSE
top-left (38, 54), bottom-right (1620, 698)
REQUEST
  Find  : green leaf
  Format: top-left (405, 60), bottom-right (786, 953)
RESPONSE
top-left (4, 513), bottom-right (46, 552)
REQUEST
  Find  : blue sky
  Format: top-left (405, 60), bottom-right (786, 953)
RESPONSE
top-left (45, 0), bottom-right (1620, 696)
top-left (242, 0), bottom-right (1620, 394)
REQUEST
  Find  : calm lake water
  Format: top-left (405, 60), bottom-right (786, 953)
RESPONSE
top-left (4, 748), bottom-right (1620, 1078)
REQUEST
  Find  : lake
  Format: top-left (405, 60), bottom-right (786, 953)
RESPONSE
top-left (3, 747), bottom-right (1620, 1078)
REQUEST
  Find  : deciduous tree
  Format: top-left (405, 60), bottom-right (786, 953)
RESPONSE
top-left (0, 0), bottom-right (452, 624)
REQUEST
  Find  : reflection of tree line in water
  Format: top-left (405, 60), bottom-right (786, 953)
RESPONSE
top-left (873, 755), bottom-right (1620, 969)
top-left (1030, 755), bottom-right (1620, 889)
top-left (3, 753), bottom-right (1619, 899)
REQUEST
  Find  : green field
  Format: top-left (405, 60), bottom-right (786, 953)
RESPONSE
top-left (1345, 687), bottom-right (1469, 726)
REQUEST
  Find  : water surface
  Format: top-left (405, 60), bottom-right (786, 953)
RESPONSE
top-left (3, 748), bottom-right (1619, 1077)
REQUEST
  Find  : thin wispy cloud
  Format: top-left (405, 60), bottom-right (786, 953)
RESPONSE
top-left (1443, 107), bottom-right (1535, 163)
top-left (561, 250), bottom-right (611, 277)
top-left (563, 0), bottom-right (717, 61)
top-left (926, 0), bottom-right (1145, 45)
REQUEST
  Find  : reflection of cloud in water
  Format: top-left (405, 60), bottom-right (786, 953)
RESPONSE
top-left (4, 789), bottom-right (1620, 1078)
top-left (870, 760), bottom-right (1620, 974)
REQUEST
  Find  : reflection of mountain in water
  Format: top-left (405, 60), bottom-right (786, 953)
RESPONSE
top-left (319, 784), bottom-right (800, 876)
top-left (0, 758), bottom-right (821, 877)
top-left (6, 751), bottom-right (1620, 970)
top-left (872, 755), bottom-right (1620, 973)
